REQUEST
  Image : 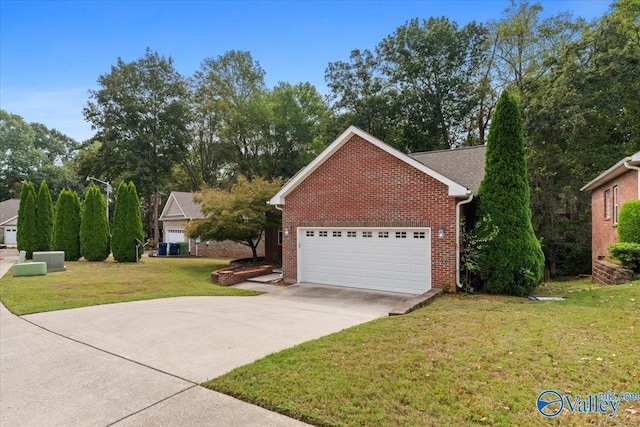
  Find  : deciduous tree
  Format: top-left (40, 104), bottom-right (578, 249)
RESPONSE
top-left (379, 17), bottom-right (489, 150)
top-left (0, 111), bottom-right (78, 200)
top-left (84, 49), bottom-right (190, 245)
top-left (186, 176), bottom-right (281, 262)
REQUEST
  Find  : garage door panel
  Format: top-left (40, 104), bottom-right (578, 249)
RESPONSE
top-left (299, 228), bottom-right (431, 295)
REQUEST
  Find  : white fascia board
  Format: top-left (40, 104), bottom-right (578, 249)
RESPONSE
top-left (158, 193), bottom-right (175, 220)
top-left (581, 150), bottom-right (640, 192)
top-left (0, 215), bottom-right (18, 227)
top-left (269, 126), bottom-right (469, 205)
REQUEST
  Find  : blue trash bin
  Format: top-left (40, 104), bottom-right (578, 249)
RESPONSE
top-left (169, 243), bottom-right (180, 256)
top-left (158, 242), bottom-right (168, 256)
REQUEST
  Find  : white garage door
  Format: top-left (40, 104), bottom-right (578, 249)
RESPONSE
top-left (298, 228), bottom-right (431, 295)
top-left (4, 227), bottom-right (17, 245)
top-left (165, 229), bottom-right (185, 243)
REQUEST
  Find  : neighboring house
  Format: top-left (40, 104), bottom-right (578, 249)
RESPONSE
top-left (159, 191), bottom-right (266, 259)
top-left (0, 199), bottom-right (20, 246)
top-left (581, 150), bottom-right (640, 269)
top-left (269, 126), bottom-right (486, 294)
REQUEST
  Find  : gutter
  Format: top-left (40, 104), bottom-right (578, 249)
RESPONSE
top-left (623, 161), bottom-right (640, 199)
top-left (456, 192), bottom-right (475, 288)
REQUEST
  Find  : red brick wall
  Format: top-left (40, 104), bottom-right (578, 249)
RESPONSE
top-left (591, 169), bottom-right (639, 268)
top-left (280, 135), bottom-right (458, 291)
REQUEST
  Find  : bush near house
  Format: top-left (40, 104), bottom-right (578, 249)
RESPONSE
top-left (52, 189), bottom-right (82, 261)
top-left (16, 181), bottom-right (37, 259)
top-left (35, 180), bottom-right (54, 252)
top-left (80, 184), bottom-right (110, 261)
top-left (618, 199), bottom-right (640, 244)
top-left (475, 91), bottom-right (544, 296)
top-left (609, 242), bottom-right (640, 272)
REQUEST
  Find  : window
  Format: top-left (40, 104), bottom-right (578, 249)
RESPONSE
top-left (378, 231), bottom-right (389, 238)
top-left (395, 231), bottom-right (407, 238)
top-left (362, 231), bottom-right (372, 238)
top-left (613, 186), bottom-right (619, 224)
top-left (319, 231), bottom-right (328, 237)
top-left (413, 232), bottom-right (426, 239)
top-left (305, 231), bottom-right (314, 237)
top-left (604, 189), bottom-right (611, 219)
top-left (333, 231), bottom-right (342, 237)
top-left (347, 231), bottom-right (357, 238)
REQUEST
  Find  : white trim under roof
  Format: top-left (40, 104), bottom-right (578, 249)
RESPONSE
top-left (0, 215), bottom-right (17, 227)
top-left (269, 126), bottom-right (469, 205)
top-left (581, 151), bottom-right (640, 192)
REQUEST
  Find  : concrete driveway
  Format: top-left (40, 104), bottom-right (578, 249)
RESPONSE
top-left (0, 255), bottom-right (409, 426)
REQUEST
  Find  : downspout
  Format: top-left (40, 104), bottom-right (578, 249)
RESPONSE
top-left (623, 161), bottom-right (640, 199)
top-left (456, 192), bottom-right (475, 288)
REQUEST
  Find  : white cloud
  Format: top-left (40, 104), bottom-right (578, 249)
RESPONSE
top-left (0, 87), bottom-right (95, 142)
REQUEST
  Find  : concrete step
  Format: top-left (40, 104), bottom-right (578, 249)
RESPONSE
top-left (246, 273), bottom-right (283, 283)
top-left (388, 288), bottom-right (444, 316)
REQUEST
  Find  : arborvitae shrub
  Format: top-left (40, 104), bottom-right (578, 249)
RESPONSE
top-left (52, 189), bottom-right (82, 261)
top-left (17, 181), bottom-right (37, 258)
top-left (111, 182), bottom-right (144, 262)
top-left (475, 91), bottom-right (545, 295)
top-left (35, 181), bottom-right (54, 252)
top-left (80, 184), bottom-right (110, 261)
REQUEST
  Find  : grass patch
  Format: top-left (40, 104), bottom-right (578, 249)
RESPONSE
top-left (206, 279), bottom-right (640, 426)
top-left (0, 257), bottom-right (259, 315)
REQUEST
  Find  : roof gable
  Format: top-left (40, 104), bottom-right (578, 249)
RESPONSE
top-left (581, 150), bottom-right (640, 192)
top-left (159, 192), bottom-right (204, 221)
top-left (0, 198), bottom-right (20, 226)
top-left (269, 126), bottom-right (470, 205)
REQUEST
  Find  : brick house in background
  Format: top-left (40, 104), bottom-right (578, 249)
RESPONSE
top-left (581, 151), bottom-right (640, 269)
top-left (159, 191), bottom-right (268, 260)
top-left (269, 126), bottom-right (485, 294)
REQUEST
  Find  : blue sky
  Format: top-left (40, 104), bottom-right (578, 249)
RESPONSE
top-left (1, 0), bottom-right (611, 142)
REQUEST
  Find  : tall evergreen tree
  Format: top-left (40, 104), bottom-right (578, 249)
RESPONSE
top-left (111, 182), bottom-right (144, 262)
top-left (80, 184), bottom-right (110, 261)
top-left (16, 181), bottom-right (37, 258)
top-left (476, 91), bottom-right (544, 295)
top-left (52, 189), bottom-right (82, 261)
top-left (35, 180), bottom-right (53, 252)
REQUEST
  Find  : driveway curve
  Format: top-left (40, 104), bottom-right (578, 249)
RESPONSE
top-left (0, 253), bottom-right (408, 426)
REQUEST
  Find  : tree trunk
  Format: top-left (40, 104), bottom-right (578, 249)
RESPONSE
top-left (245, 240), bottom-right (259, 263)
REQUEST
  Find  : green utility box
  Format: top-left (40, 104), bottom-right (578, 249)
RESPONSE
top-left (13, 262), bottom-right (47, 277)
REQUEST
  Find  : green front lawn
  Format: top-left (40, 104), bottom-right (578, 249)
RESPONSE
top-left (207, 279), bottom-right (640, 426)
top-left (0, 257), bottom-right (259, 315)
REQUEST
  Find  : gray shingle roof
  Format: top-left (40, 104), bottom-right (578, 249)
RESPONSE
top-left (0, 199), bottom-right (20, 225)
top-left (411, 145), bottom-right (486, 194)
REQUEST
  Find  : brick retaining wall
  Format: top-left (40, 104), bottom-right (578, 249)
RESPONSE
top-left (592, 259), bottom-right (633, 285)
top-left (211, 265), bottom-right (273, 286)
